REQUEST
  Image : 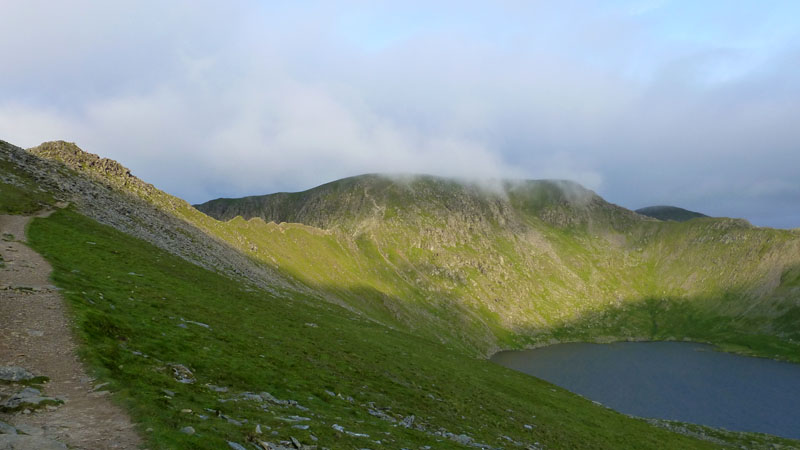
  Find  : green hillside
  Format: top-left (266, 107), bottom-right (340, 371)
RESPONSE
top-left (24, 207), bottom-right (744, 449)
top-left (196, 174), bottom-right (800, 360)
top-left (15, 141), bottom-right (800, 361)
top-left (2, 139), bottom-right (800, 448)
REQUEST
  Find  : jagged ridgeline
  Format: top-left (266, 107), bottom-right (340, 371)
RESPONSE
top-left (4, 139), bottom-right (800, 449)
top-left (7, 140), bottom-right (800, 359)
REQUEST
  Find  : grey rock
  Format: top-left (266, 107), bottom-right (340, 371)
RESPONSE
top-left (367, 408), bottom-right (395, 423)
top-left (260, 392), bottom-right (287, 405)
top-left (259, 443), bottom-right (294, 450)
top-left (0, 422), bottom-right (16, 435)
top-left (180, 426), bottom-right (195, 435)
top-left (344, 430), bottom-right (369, 438)
top-left (10, 425), bottom-right (41, 436)
top-left (400, 415), bottom-right (415, 428)
top-left (444, 432), bottom-right (472, 446)
top-left (0, 388), bottom-right (62, 412)
top-left (239, 392), bottom-right (263, 402)
top-left (227, 442), bottom-right (247, 450)
top-left (0, 367), bottom-right (35, 383)
top-left (92, 382), bottom-right (110, 391)
top-left (182, 319), bottom-right (210, 329)
top-left (168, 364), bottom-right (195, 384)
top-left (0, 434), bottom-right (67, 449)
top-left (220, 414), bottom-right (243, 426)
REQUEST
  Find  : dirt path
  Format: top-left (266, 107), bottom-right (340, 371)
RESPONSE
top-left (0, 211), bottom-right (142, 449)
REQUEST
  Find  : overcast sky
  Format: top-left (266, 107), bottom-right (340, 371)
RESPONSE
top-left (2, 1), bottom-right (799, 228)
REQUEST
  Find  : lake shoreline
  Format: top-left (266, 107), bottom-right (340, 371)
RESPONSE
top-left (491, 341), bottom-right (800, 442)
top-left (488, 335), bottom-right (799, 364)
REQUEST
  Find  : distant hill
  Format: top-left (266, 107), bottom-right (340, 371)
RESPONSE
top-left (636, 205), bottom-right (708, 222)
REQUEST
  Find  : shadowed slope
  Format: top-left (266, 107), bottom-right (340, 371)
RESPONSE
top-left (636, 205), bottom-right (708, 222)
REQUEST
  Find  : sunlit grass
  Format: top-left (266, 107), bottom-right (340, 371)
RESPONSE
top-left (26, 209), bottom-right (731, 449)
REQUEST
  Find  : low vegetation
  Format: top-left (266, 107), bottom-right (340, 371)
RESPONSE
top-left (195, 175), bottom-right (800, 362)
top-left (0, 158), bottom-right (54, 214)
top-left (26, 209), bottom-right (741, 449)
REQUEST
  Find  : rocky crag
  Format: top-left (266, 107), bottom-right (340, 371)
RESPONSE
top-left (2, 140), bottom-right (296, 297)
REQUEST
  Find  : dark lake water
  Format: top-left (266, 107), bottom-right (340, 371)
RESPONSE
top-left (491, 341), bottom-right (800, 440)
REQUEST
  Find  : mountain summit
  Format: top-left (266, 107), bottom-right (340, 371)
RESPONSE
top-left (194, 174), bottom-right (638, 231)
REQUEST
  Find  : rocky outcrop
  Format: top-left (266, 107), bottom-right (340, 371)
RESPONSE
top-left (1, 140), bottom-right (295, 296)
top-left (0, 388), bottom-right (62, 413)
top-left (0, 368), bottom-right (35, 384)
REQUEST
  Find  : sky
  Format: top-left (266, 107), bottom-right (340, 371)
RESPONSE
top-left (1, 1), bottom-right (799, 228)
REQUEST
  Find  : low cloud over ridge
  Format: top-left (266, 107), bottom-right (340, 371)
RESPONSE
top-left (1, 1), bottom-right (799, 227)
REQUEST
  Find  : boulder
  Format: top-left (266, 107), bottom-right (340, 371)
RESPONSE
top-left (0, 388), bottom-right (62, 412)
top-left (0, 368), bottom-right (35, 383)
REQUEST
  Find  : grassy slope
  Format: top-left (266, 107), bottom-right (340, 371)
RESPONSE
top-left (27, 143), bottom-right (800, 362)
top-left (26, 208), bottom-right (742, 450)
top-left (195, 176), bottom-right (800, 361)
top-left (2, 143), bottom-right (798, 447)
top-left (0, 157), bottom-right (54, 214)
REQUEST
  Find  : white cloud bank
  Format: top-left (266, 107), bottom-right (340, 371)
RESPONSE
top-left (1, 1), bottom-right (798, 227)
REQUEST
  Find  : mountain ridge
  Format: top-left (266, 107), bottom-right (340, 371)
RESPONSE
top-left (3, 138), bottom-right (800, 448)
top-left (7, 140), bottom-right (800, 361)
top-left (636, 205), bottom-right (710, 222)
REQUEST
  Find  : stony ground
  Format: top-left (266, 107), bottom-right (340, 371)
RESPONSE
top-left (0, 211), bottom-right (141, 449)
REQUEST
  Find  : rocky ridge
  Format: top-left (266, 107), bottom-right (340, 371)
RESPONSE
top-left (1, 140), bottom-right (295, 296)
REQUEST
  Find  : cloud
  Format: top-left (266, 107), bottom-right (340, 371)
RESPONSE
top-left (1, 0), bottom-right (799, 227)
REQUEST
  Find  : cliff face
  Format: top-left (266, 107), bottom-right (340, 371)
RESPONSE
top-left (7, 140), bottom-right (800, 358)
